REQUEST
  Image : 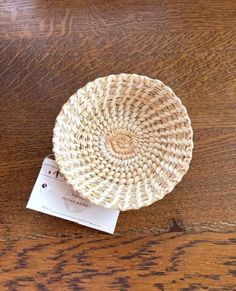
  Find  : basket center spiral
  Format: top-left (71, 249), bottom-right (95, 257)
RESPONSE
top-left (109, 133), bottom-right (136, 155)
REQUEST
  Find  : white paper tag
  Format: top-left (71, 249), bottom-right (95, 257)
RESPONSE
top-left (27, 157), bottom-right (119, 234)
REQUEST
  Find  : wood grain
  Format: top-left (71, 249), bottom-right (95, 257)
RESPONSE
top-left (0, 0), bottom-right (236, 289)
top-left (0, 232), bottom-right (236, 290)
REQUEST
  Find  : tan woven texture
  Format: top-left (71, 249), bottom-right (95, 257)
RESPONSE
top-left (53, 74), bottom-right (193, 211)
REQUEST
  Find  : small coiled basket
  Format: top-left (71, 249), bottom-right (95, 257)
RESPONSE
top-left (53, 74), bottom-right (193, 211)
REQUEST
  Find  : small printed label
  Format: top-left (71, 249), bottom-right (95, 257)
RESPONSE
top-left (27, 158), bottom-right (119, 234)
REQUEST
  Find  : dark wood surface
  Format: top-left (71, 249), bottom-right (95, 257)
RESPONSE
top-left (0, 0), bottom-right (236, 289)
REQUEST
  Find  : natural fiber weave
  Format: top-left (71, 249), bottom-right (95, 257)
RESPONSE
top-left (53, 74), bottom-right (193, 211)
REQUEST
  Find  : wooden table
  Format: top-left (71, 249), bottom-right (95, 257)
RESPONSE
top-left (1, 0), bottom-right (236, 289)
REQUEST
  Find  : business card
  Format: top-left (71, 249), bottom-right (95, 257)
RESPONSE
top-left (27, 157), bottom-right (119, 234)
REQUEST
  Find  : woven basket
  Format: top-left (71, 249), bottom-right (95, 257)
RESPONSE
top-left (53, 74), bottom-right (193, 211)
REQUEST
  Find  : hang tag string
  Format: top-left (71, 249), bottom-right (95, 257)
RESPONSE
top-left (46, 153), bottom-right (55, 160)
